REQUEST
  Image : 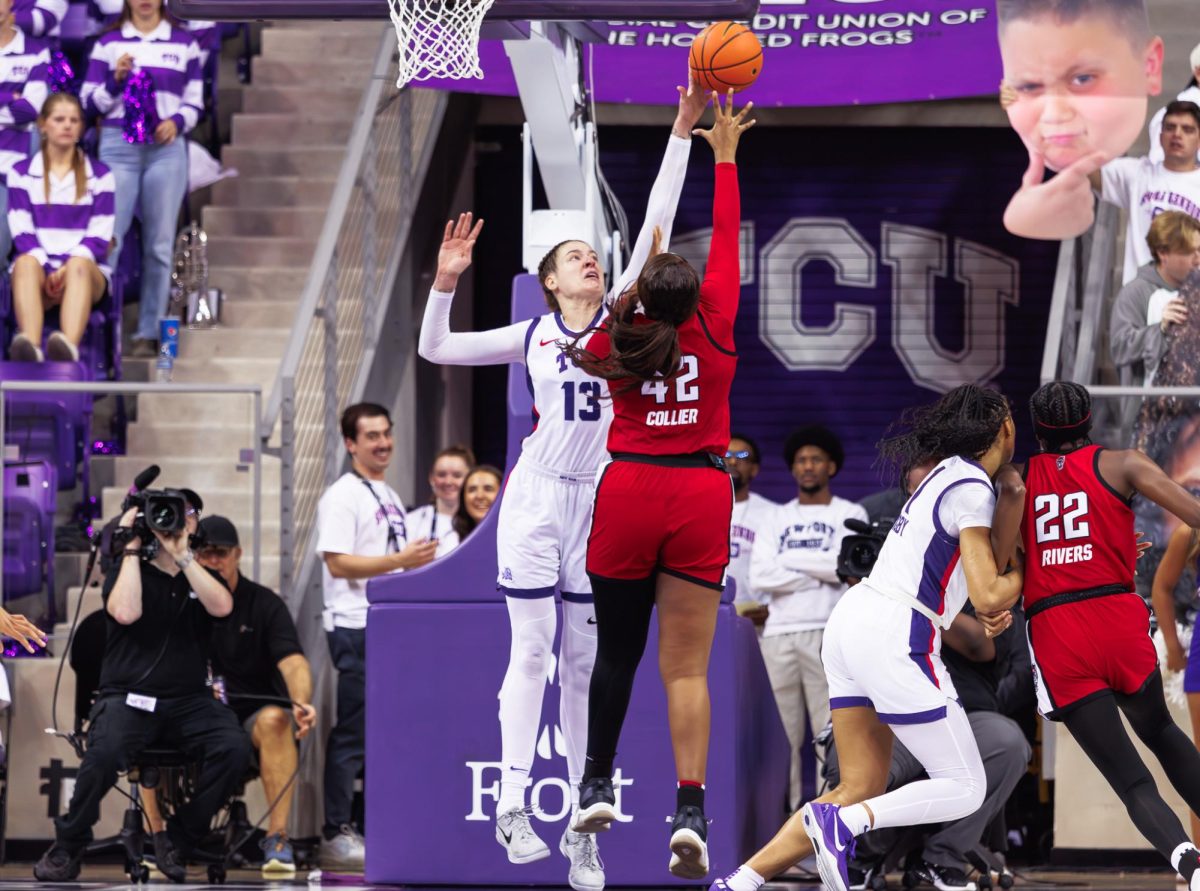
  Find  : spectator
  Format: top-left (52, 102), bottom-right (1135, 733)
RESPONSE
top-left (315, 402), bottom-right (437, 871)
top-left (139, 515), bottom-right (317, 877)
top-left (825, 609), bottom-right (1032, 891)
top-left (33, 489), bottom-right (252, 883)
top-left (81, 0), bottom-right (202, 358)
top-left (726, 433), bottom-right (776, 626)
top-left (858, 457), bottom-right (938, 528)
top-left (406, 445), bottom-right (474, 558)
top-left (1109, 211), bottom-right (1200, 426)
top-left (13, 0), bottom-right (67, 38)
top-left (7, 92), bottom-right (113, 362)
top-left (453, 464), bottom-right (502, 542)
top-left (0, 0), bottom-right (49, 263)
top-left (1100, 100), bottom-right (1200, 286)
top-left (1149, 43), bottom-right (1200, 165)
top-left (750, 425), bottom-right (866, 811)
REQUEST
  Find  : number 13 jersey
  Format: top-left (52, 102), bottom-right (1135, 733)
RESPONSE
top-left (1020, 444), bottom-right (1138, 610)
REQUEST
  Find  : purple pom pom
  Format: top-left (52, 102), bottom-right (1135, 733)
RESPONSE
top-left (48, 51), bottom-right (73, 94)
top-left (123, 69), bottom-right (160, 145)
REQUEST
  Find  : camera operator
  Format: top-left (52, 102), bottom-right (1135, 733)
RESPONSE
top-left (858, 457), bottom-right (939, 528)
top-left (750, 425), bottom-right (866, 812)
top-left (34, 489), bottom-right (252, 884)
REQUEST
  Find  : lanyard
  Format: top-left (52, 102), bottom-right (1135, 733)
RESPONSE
top-left (352, 471), bottom-right (402, 555)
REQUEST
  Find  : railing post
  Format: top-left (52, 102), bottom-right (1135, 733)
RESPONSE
top-left (279, 375), bottom-right (296, 606)
top-left (322, 258), bottom-right (341, 489)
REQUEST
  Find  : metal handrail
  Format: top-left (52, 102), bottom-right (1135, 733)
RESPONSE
top-left (0, 381), bottom-right (263, 587)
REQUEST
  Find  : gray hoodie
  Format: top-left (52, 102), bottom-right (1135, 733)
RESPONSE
top-left (1109, 261), bottom-right (1176, 387)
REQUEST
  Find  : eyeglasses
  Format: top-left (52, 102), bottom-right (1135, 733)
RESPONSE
top-left (185, 507), bottom-right (200, 518)
top-left (725, 449), bottom-right (753, 460)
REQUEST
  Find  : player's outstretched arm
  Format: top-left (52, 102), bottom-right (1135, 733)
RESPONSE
top-left (418, 212), bottom-right (529, 367)
top-left (960, 526), bottom-right (1024, 614)
top-left (1117, 447), bottom-right (1200, 528)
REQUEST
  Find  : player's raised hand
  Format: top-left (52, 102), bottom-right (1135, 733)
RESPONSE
top-left (1003, 148), bottom-right (1106, 240)
top-left (434, 212), bottom-right (484, 291)
top-left (693, 89), bottom-right (755, 164)
top-left (0, 608), bottom-right (47, 653)
top-left (674, 71), bottom-right (711, 138)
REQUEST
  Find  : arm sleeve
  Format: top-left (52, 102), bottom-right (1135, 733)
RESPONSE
top-left (81, 43), bottom-right (118, 117)
top-left (1109, 283), bottom-right (1167, 373)
top-left (697, 162), bottom-right (741, 342)
top-left (169, 39), bottom-right (204, 134)
top-left (417, 288), bottom-right (529, 366)
top-left (266, 596), bottom-right (304, 663)
top-left (939, 481), bottom-right (997, 537)
top-left (1100, 158), bottom-right (1136, 210)
top-left (315, 487), bottom-right (358, 557)
top-left (70, 167), bottom-right (115, 264)
top-left (7, 169), bottom-right (49, 267)
top-left (608, 134), bottom-right (692, 300)
top-left (9, 47), bottom-right (50, 125)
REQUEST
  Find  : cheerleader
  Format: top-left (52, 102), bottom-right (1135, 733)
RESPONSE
top-left (418, 79), bottom-right (709, 891)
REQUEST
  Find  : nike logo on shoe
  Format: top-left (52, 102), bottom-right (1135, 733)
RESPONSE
top-left (587, 617), bottom-right (598, 625)
top-left (831, 819), bottom-right (850, 853)
top-left (499, 828), bottom-right (513, 844)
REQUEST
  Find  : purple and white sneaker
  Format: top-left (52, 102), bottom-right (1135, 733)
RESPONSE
top-left (709, 877), bottom-right (733, 891)
top-left (800, 802), bottom-right (855, 891)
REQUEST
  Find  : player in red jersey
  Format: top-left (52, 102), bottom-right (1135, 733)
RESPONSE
top-left (560, 91), bottom-right (753, 880)
top-left (1014, 380), bottom-right (1200, 889)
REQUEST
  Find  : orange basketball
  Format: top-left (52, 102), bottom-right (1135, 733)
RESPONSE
top-left (688, 21), bottom-right (763, 94)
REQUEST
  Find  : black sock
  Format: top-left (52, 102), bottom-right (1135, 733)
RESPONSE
top-left (582, 755), bottom-right (613, 784)
top-left (677, 781), bottom-right (704, 811)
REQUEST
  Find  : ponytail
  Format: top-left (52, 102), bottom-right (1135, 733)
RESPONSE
top-left (561, 290), bottom-right (683, 390)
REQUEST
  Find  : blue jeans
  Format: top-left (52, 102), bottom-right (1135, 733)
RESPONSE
top-left (99, 130), bottom-right (188, 342)
top-left (324, 626), bottom-right (366, 833)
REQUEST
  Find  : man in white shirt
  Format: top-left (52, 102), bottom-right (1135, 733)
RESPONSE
top-left (1100, 100), bottom-right (1200, 285)
top-left (315, 402), bottom-right (437, 872)
top-left (750, 425), bottom-right (867, 812)
top-left (726, 433), bottom-right (777, 628)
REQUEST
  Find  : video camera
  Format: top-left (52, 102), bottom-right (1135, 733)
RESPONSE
top-left (109, 465), bottom-right (196, 559)
top-left (836, 516), bottom-right (893, 584)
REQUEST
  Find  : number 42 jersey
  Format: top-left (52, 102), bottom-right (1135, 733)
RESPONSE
top-left (1020, 444), bottom-right (1138, 610)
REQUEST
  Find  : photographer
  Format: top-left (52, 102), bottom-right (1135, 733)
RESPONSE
top-left (34, 489), bottom-right (252, 884)
top-left (750, 425), bottom-right (866, 812)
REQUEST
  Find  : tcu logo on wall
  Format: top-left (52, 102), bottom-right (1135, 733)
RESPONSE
top-left (465, 651), bottom-right (635, 824)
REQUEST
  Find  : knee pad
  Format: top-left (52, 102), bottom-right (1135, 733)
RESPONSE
top-left (511, 614), bottom-right (555, 681)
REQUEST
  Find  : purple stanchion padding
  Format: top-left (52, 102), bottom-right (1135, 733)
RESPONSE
top-left (0, 361), bottom-right (91, 490)
top-left (3, 460), bottom-right (57, 599)
top-left (366, 274), bottom-right (789, 884)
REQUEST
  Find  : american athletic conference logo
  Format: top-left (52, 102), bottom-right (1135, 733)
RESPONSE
top-left (465, 650), bottom-right (635, 824)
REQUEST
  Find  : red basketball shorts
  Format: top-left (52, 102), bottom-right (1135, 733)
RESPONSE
top-left (587, 459), bottom-right (733, 589)
top-left (1027, 591), bottom-right (1157, 720)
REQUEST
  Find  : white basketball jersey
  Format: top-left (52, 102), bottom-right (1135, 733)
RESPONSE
top-left (518, 307), bottom-right (612, 474)
top-left (863, 456), bottom-right (996, 628)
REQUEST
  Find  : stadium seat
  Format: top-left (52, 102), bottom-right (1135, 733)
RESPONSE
top-left (0, 361), bottom-right (92, 491)
top-left (2, 460), bottom-right (57, 601)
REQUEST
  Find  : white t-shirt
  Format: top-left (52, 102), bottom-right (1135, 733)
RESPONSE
top-left (315, 472), bottom-right (409, 631)
top-left (1101, 157), bottom-right (1200, 285)
top-left (728, 491), bottom-right (777, 606)
top-left (1147, 86), bottom-right (1200, 166)
top-left (405, 503), bottom-right (460, 558)
top-left (751, 495), bottom-right (868, 637)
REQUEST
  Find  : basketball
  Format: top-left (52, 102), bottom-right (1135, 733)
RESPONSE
top-left (688, 21), bottom-right (763, 94)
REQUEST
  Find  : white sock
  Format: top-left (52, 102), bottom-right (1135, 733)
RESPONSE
top-left (838, 803), bottom-right (872, 836)
top-left (498, 771), bottom-right (528, 814)
top-left (723, 865), bottom-right (766, 891)
top-left (560, 600), bottom-right (598, 794)
top-left (497, 596), bottom-right (556, 817)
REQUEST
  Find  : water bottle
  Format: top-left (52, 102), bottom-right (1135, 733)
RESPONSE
top-left (156, 317), bottom-right (180, 383)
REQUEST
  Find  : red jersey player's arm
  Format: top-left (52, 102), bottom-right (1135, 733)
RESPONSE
top-left (1106, 448), bottom-right (1200, 528)
top-left (696, 162), bottom-right (741, 342)
top-left (990, 463), bottom-right (1026, 571)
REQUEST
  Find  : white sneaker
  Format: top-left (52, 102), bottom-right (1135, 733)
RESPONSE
top-left (496, 807), bottom-right (551, 864)
top-left (46, 331), bottom-right (79, 363)
top-left (10, 333), bottom-right (42, 362)
top-left (561, 827), bottom-right (605, 891)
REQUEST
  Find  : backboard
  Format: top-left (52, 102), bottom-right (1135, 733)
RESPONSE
top-left (170, 0), bottom-right (761, 21)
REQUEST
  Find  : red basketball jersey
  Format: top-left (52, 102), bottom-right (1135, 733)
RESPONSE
top-left (590, 163), bottom-right (740, 456)
top-left (1020, 445), bottom-right (1137, 611)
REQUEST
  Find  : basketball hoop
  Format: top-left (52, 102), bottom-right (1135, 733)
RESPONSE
top-left (387, 0), bottom-right (496, 89)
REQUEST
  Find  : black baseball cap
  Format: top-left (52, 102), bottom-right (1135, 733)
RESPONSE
top-left (198, 515), bottom-right (239, 547)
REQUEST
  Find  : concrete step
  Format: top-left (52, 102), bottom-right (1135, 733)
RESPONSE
top-left (202, 205), bottom-right (328, 239)
top-left (126, 418), bottom-right (260, 457)
top-left (135, 390), bottom-right (265, 425)
top-left (261, 28), bottom-right (385, 58)
top-left (250, 57), bottom-right (370, 87)
top-left (222, 298), bottom-right (300, 328)
top-left (230, 114), bottom-right (353, 147)
top-left (179, 326), bottom-right (291, 361)
top-left (107, 455), bottom-right (281, 491)
top-left (207, 235), bottom-right (317, 267)
top-left (209, 266), bottom-right (311, 301)
top-left (242, 86), bottom-right (364, 117)
top-left (222, 146), bottom-right (346, 177)
top-left (211, 177), bottom-right (336, 207)
top-left (172, 356), bottom-right (281, 390)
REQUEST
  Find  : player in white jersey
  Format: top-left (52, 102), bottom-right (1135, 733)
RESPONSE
top-left (417, 81), bottom-right (709, 891)
top-left (710, 385), bottom-right (1026, 891)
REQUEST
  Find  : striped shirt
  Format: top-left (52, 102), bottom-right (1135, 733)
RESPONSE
top-left (81, 19), bottom-right (203, 134)
top-left (13, 0), bottom-right (68, 38)
top-left (87, 0), bottom-right (219, 64)
top-left (0, 31), bottom-right (49, 177)
top-left (7, 152), bottom-right (116, 277)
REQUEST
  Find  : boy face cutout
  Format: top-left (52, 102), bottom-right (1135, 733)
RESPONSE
top-left (1000, 12), bottom-right (1163, 172)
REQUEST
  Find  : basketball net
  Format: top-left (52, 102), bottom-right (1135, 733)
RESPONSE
top-left (387, 0), bottom-right (496, 89)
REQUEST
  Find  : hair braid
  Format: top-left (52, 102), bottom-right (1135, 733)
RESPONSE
top-left (1029, 381), bottom-right (1092, 450)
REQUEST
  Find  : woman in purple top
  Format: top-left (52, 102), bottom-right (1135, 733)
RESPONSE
top-left (81, 0), bottom-right (202, 357)
top-left (7, 92), bottom-right (114, 362)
